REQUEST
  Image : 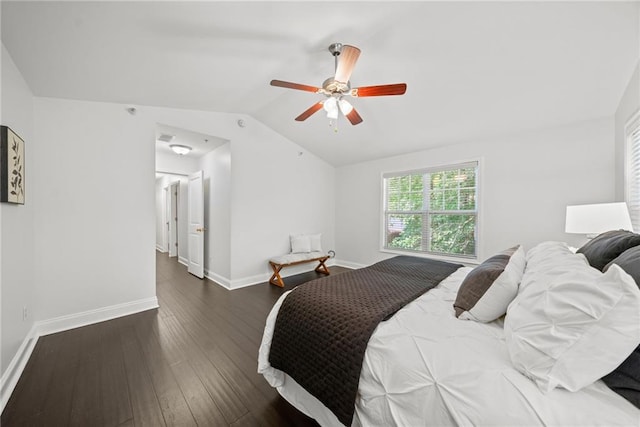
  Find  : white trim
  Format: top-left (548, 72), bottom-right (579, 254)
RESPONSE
top-left (333, 258), bottom-right (367, 270)
top-left (379, 158), bottom-right (482, 261)
top-left (178, 256), bottom-right (188, 266)
top-left (156, 244), bottom-right (166, 252)
top-left (381, 161), bottom-right (479, 179)
top-left (1, 325), bottom-right (38, 413)
top-left (379, 249), bottom-right (480, 266)
top-left (231, 273), bottom-right (269, 290)
top-left (205, 269), bottom-right (232, 289)
top-left (0, 296), bottom-right (158, 413)
top-left (205, 259), bottom-right (338, 290)
top-left (36, 297), bottom-right (159, 337)
top-left (624, 109), bottom-right (640, 231)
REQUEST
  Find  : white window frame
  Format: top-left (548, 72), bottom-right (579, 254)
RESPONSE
top-left (380, 160), bottom-right (481, 262)
top-left (625, 109), bottom-right (640, 232)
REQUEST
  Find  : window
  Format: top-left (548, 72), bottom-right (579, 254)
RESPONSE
top-left (383, 161), bottom-right (478, 258)
top-left (626, 112), bottom-right (640, 232)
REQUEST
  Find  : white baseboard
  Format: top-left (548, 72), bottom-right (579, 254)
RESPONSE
top-left (36, 296), bottom-right (159, 337)
top-left (0, 296), bottom-right (160, 414)
top-left (230, 273), bottom-right (270, 290)
top-left (204, 269), bottom-right (232, 289)
top-left (204, 270), bottom-right (265, 290)
top-left (178, 256), bottom-right (188, 266)
top-left (333, 258), bottom-right (366, 270)
top-left (156, 245), bottom-right (166, 253)
top-left (0, 324), bottom-right (38, 413)
top-left (205, 258), bottom-right (339, 290)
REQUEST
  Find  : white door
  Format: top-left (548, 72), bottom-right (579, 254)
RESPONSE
top-left (168, 182), bottom-right (178, 257)
top-left (187, 170), bottom-right (205, 278)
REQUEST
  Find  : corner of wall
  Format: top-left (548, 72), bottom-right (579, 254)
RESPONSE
top-left (1, 42), bottom-right (37, 409)
top-left (614, 62), bottom-right (640, 200)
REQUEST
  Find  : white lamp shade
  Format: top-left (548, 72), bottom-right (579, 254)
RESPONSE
top-left (339, 99), bottom-right (353, 115)
top-left (565, 202), bottom-right (633, 234)
top-left (323, 97), bottom-right (337, 112)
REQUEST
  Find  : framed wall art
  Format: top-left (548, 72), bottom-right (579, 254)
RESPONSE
top-left (1, 125), bottom-right (25, 204)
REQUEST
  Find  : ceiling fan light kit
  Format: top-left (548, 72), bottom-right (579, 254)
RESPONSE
top-left (169, 144), bottom-right (192, 155)
top-left (270, 43), bottom-right (407, 130)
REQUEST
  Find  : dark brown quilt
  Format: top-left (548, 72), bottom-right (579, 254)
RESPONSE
top-left (268, 255), bottom-right (463, 426)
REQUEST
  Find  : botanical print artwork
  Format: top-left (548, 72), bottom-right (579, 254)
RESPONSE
top-left (8, 130), bottom-right (24, 203)
top-left (1, 126), bottom-right (25, 204)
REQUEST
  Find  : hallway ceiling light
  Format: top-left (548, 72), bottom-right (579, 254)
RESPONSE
top-left (169, 144), bottom-right (192, 155)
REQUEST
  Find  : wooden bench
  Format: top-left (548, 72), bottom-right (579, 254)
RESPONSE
top-left (268, 252), bottom-right (330, 287)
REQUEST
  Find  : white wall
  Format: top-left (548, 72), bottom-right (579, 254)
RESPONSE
top-left (0, 45), bottom-right (35, 382)
top-left (144, 109), bottom-right (335, 288)
top-left (200, 143), bottom-right (231, 281)
top-left (33, 98), bottom-right (157, 321)
top-left (154, 163), bottom-right (193, 262)
top-left (156, 150), bottom-right (199, 176)
top-left (228, 119), bottom-right (336, 286)
top-left (31, 98), bottom-right (334, 293)
top-left (335, 118), bottom-right (616, 267)
top-left (615, 62), bottom-right (640, 201)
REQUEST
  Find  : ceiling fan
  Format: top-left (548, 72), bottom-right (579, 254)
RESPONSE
top-left (270, 43), bottom-right (407, 127)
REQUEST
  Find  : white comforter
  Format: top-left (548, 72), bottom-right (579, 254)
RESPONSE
top-left (258, 267), bottom-right (640, 426)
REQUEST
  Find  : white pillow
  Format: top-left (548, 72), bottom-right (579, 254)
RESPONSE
top-left (454, 245), bottom-right (525, 322)
top-left (309, 233), bottom-right (322, 252)
top-left (290, 234), bottom-right (311, 253)
top-left (504, 241), bottom-right (640, 393)
top-left (519, 241), bottom-right (581, 291)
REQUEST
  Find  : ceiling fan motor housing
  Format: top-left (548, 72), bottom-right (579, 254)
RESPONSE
top-left (328, 43), bottom-right (343, 57)
top-left (322, 77), bottom-right (350, 95)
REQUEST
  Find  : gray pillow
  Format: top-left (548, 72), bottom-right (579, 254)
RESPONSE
top-left (453, 245), bottom-right (525, 322)
top-left (577, 230), bottom-right (640, 271)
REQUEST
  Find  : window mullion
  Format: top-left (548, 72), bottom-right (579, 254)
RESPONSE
top-left (422, 173), bottom-right (430, 252)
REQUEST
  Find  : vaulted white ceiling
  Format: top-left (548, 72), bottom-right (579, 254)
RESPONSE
top-left (2, 1), bottom-right (638, 166)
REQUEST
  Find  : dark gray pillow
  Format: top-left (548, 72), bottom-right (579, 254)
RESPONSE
top-left (604, 245), bottom-right (640, 285)
top-left (601, 246), bottom-right (640, 409)
top-left (602, 345), bottom-right (640, 409)
top-left (576, 230), bottom-right (640, 271)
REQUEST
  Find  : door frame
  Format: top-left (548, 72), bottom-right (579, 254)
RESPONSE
top-left (168, 181), bottom-right (179, 257)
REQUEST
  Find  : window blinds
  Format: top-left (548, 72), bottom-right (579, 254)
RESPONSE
top-left (628, 124), bottom-right (640, 232)
top-left (382, 161), bottom-right (479, 258)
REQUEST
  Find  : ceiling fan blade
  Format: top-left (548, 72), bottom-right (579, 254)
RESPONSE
top-left (334, 45), bottom-right (361, 83)
top-left (295, 102), bottom-right (324, 121)
top-left (352, 83), bottom-right (407, 97)
top-left (270, 79), bottom-right (321, 93)
top-left (345, 108), bottom-right (363, 125)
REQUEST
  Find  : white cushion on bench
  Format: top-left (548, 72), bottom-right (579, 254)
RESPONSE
top-left (270, 251), bottom-right (325, 265)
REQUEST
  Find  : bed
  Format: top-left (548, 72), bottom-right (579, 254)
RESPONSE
top-left (258, 233), bottom-right (640, 426)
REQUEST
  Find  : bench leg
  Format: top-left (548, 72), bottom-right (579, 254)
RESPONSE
top-left (269, 262), bottom-right (285, 287)
top-left (315, 258), bottom-right (330, 276)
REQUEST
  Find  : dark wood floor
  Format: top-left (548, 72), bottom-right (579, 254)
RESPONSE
top-left (1, 253), bottom-right (349, 426)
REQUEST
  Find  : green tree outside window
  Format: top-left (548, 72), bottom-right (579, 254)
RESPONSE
top-left (384, 164), bottom-right (477, 257)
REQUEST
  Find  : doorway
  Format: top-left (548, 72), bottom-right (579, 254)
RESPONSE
top-left (167, 181), bottom-right (179, 257)
top-left (154, 123), bottom-right (229, 278)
